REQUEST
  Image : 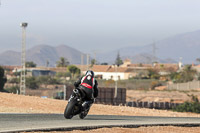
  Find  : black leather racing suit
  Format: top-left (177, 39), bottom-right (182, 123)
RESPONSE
top-left (74, 75), bottom-right (98, 100)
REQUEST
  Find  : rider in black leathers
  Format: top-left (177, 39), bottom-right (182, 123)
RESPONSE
top-left (74, 70), bottom-right (98, 110)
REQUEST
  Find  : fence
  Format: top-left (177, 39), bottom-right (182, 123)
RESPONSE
top-left (126, 101), bottom-right (181, 109)
top-left (26, 88), bottom-right (63, 98)
top-left (95, 87), bottom-right (126, 105)
top-left (64, 87), bottom-right (126, 105)
top-left (98, 79), bottom-right (166, 90)
top-left (167, 81), bottom-right (200, 90)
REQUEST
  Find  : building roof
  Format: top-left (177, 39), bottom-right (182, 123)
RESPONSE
top-left (76, 65), bottom-right (111, 72)
top-left (49, 67), bottom-right (67, 72)
top-left (127, 64), bottom-right (152, 68)
top-left (1, 65), bottom-right (21, 70)
top-left (106, 67), bottom-right (128, 73)
top-left (91, 65), bottom-right (111, 72)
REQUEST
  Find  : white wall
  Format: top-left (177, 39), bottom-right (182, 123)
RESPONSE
top-left (83, 71), bottom-right (126, 80)
top-left (95, 72), bottom-right (125, 80)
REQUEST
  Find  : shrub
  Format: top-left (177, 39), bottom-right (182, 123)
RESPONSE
top-left (5, 86), bottom-right (19, 93)
top-left (8, 78), bottom-right (20, 84)
top-left (150, 81), bottom-right (162, 90)
top-left (26, 77), bottom-right (39, 89)
top-left (173, 102), bottom-right (200, 113)
top-left (36, 76), bottom-right (62, 85)
top-left (173, 96), bottom-right (200, 113)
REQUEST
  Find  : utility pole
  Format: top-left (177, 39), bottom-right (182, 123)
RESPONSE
top-left (81, 54), bottom-right (84, 75)
top-left (152, 42), bottom-right (158, 65)
top-left (93, 52), bottom-right (96, 65)
top-left (87, 54), bottom-right (90, 70)
top-left (114, 64), bottom-right (118, 98)
top-left (20, 22), bottom-right (28, 95)
top-left (64, 84), bottom-right (66, 100)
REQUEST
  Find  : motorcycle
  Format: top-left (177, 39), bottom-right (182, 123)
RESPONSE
top-left (64, 88), bottom-right (91, 119)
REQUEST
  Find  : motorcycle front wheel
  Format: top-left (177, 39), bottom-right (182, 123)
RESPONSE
top-left (64, 99), bottom-right (78, 119)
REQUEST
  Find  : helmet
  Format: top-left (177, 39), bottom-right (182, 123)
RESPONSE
top-left (85, 70), bottom-right (94, 77)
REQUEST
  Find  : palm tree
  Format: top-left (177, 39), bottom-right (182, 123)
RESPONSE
top-left (68, 65), bottom-right (80, 79)
top-left (56, 57), bottom-right (69, 67)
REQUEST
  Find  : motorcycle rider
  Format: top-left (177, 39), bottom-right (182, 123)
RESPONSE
top-left (74, 70), bottom-right (98, 114)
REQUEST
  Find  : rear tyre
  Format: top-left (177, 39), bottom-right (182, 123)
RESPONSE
top-left (79, 109), bottom-right (89, 119)
top-left (64, 100), bottom-right (77, 119)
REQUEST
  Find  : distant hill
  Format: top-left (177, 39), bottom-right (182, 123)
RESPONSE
top-left (97, 29), bottom-right (200, 64)
top-left (0, 45), bottom-right (85, 66)
top-left (1, 29), bottom-right (200, 66)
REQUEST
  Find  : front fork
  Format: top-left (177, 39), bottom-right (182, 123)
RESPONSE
top-left (68, 89), bottom-right (82, 103)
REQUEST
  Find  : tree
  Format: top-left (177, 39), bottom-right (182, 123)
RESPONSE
top-left (147, 69), bottom-right (160, 79)
top-left (26, 77), bottom-right (39, 90)
top-left (115, 51), bottom-right (123, 66)
top-left (26, 61), bottom-right (37, 67)
top-left (46, 60), bottom-right (49, 67)
top-left (67, 65), bottom-right (80, 79)
top-left (196, 58), bottom-right (200, 64)
top-left (101, 62), bottom-right (108, 65)
top-left (180, 65), bottom-right (197, 82)
top-left (56, 57), bottom-right (69, 67)
top-left (170, 65), bottom-right (197, 83)
top-left (90, 59), bottom-right (96, 67)
top-left (0, 66), bottom-right (7, 92)
top-left (169, 72), bottom-right (181, 82)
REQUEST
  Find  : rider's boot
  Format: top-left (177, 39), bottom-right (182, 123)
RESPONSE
top-left (79, 100), bottom-right (94, 119)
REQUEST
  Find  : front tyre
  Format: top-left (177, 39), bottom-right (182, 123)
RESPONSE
top-left (64, 100), bottom-right (77, 119)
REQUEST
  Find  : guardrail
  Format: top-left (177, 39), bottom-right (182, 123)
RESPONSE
top-left (126, 101), bottom-right (181, 109)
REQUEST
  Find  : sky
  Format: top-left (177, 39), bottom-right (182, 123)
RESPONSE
top-left (1, 0), bottom-right (200, 54)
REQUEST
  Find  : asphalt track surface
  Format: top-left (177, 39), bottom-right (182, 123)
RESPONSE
top-left (0, 113), bottom-right (200, 133)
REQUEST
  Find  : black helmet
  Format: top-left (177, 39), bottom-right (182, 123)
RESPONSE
top-left (85, 70), bottom-right (94, 77)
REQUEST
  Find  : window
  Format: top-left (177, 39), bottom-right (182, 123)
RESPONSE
top-left (111, 75), bottom-right (113, 79)
top-left (118, 76), bottom-right (120, 80)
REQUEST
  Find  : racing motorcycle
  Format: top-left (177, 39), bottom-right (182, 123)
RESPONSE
top-left (64, 88), bottom-right (90, 119)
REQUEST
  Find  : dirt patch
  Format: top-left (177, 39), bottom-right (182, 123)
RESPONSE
top-left (48, 126), bottom-right (200, 133)
top-left (0, 92), bottom-right (200, 117)
top-left (126, 90), bottom-right (200, 103)
top-left (1, 92), bottom-right (200, 133)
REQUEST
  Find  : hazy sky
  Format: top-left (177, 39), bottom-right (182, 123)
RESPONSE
top-left (1, 0), bottom-right (200, 53)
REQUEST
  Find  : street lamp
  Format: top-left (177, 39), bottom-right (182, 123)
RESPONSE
top-left (20, 22), bottom-right (28, 95)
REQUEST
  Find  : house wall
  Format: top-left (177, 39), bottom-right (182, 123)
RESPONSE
top-left (83, 71), bottom-right (126, 80)
top-left (124, 72), bottom-right (137, 79)
top-left (102, 72), bottom-right (125, 80)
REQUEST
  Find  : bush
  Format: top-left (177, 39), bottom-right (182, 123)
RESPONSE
top-left (5, 86), bottom-right (19, 93)
top-left (36, 76), bottom-right (62, 85)
top-left (26, 77), bottom-right (39, 89)
top-left (173, 96), bottom-right (200, 113)
top-left (173, 102), bottom-right (200, 113)
top-left (8, 78), bottom-right (20, 84)
top-left (56, 72), bottom-right (71, 78)
top-left (150, 81), bottom-right (162, 90)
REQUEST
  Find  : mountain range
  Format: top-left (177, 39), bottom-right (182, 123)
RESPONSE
top-left (1, 29), bottom-right (200, 66)
top-left (0, 45), bottom-right (85, 66)
top-left (97, 29), bottom-right (200, 64)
